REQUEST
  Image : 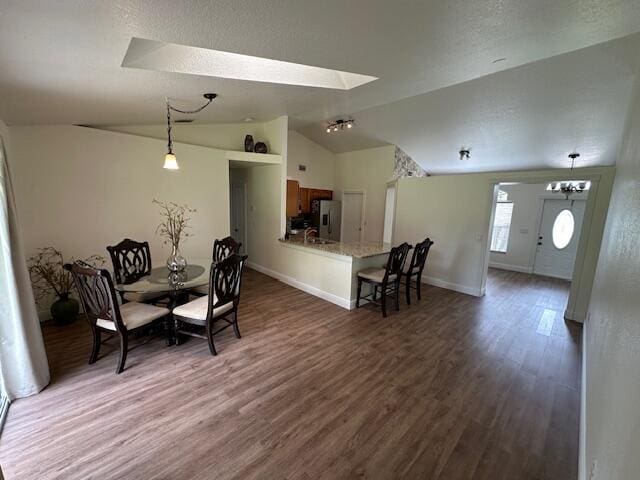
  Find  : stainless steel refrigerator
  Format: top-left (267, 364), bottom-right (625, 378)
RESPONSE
top-left (318, 200), bottom-right (341, 241)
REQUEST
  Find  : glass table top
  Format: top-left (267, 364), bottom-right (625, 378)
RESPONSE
top-left (115, 260), bottom-right (209, 293)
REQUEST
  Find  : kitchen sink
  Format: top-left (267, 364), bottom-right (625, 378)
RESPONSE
top-left (307, 238), bottom-right (333, 245)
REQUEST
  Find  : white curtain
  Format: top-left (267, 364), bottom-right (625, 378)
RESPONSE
top-left (0, 135), bottom-right (50, 400)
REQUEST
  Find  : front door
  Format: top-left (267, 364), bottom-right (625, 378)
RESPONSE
top-left (341, 192), bottom-right (364, 243)
top-left (533, 199), bottom-right (586, 280)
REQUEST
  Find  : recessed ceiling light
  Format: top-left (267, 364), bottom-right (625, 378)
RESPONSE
top-left (122, 37), bottom-right (378, 90)
top-left (244, 117), bottom-right (254, 123)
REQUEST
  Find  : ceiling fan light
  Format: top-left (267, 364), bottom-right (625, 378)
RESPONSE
top-left (163, 153), bottom-right (179, 170)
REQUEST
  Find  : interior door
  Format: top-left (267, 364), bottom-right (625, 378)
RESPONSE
top-left (533, 199), bottom-right (586, 280)
top-left (230, 184), bottom-right (246, 254)
top-left (342, 192), bottom-right (363, 243)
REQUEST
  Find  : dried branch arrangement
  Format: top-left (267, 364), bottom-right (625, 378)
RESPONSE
top-left (153, 199), bottom-right (196, 248)
top-left (27, 247), bottom-right (104, 303)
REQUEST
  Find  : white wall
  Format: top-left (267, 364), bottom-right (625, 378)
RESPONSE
top-left (395, 166), bottom-right (615, 319)
top-left (287, 131), bottom-right (335, 190)
top-left (334, 145), bottom-right (396, 242)
top-left (582, 79), bottom-right (640, 480)
top-left (10, 125), bottom-right (230, 279)
top-left (489, 183), bottom-right (588, 273)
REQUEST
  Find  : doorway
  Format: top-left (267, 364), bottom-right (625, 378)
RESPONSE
top-left (533, 198), bottom-right (586, 279)
top-left (341, 191), bottom-right (364, 243)
top-left (229, 170), bottom-right (247, 255)
top-left (484, 179), bottom-right (594, 322)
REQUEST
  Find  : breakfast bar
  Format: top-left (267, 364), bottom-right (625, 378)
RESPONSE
top-left (278, 238), bottom-right (391, 309)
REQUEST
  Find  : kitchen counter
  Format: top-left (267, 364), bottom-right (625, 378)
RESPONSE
top-left (279, 237), bottom-right (391, 259)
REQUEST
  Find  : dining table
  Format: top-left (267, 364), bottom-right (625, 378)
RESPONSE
top-left (115, 258), bottom-right (210, 345)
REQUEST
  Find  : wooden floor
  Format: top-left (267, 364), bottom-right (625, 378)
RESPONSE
top-left (0, 268), bottom-right (581, 480)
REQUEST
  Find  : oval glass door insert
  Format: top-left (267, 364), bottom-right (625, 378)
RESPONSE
top-left (552, 209), bottom-right (575, 249)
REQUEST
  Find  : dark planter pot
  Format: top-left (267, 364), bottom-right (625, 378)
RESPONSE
top-left (50, 295), bottom-right (80, 326)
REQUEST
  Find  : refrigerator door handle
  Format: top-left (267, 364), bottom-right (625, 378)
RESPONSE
top-left (328, 211), bottom-right (332, 234)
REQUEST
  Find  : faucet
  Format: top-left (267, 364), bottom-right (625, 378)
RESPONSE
top-left (304, 227), bottom-right (318, 243)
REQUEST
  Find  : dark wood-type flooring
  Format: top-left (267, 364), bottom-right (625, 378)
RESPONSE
top-left (0, 268), bottom-right (581, 479)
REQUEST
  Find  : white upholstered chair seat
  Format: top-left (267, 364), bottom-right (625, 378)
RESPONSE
top-left (357, 268), bottom-right (396, 283)
top-left (172, 294), bottom-right (233, 321)
top-left (96, 302), bottom-right (169, 331)
top-left (123, 290), bottom-right (167, 303)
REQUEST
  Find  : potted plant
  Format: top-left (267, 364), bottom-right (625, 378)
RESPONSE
top-left (27, 247), bottom-right (104, 326)
top-left (153, 199), bottom-right (196, 272)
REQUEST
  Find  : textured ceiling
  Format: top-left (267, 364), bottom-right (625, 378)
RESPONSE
top-left (1, 0), bottom-right (639, 172)
top-left (299, 35), bottom-right (640, 173)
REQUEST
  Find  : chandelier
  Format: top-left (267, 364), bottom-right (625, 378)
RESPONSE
top-left (325, 118), bottom-right (355, 133)
top-left (164, 93), bottom-right (217, 170)
top-left (546, 153), bottom-right (590, 198)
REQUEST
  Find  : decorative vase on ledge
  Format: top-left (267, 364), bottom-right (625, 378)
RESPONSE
top-left (244, 135), bottom-right (254, 153)
top-left (166, 244), bottom-right (187, 272)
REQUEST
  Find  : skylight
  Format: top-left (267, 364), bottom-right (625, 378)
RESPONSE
top-left (122, 38), bottom-right (378, 90)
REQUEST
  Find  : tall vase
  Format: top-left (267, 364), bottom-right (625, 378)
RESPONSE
top-left (167, 244), bottom-right (187, 272)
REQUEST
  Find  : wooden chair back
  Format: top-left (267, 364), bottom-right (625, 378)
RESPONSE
top-left (212, 236), bottom-right (241, 263)
top-left (384, 242), bottom-right (411, 282)
top-left (206, 254), bottom-right (248, 318)
top-left (106, 238), bottom-right (152, 285)
top-left (64, 262), bottom-right (124, 332)
top-left (407, 238), bottom-right (434, 277)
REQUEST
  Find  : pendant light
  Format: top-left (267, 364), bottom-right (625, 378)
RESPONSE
top-left (163, 93), bottom-right (217, 170)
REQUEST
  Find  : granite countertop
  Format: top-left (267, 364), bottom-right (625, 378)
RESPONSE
top-left (279, 237), bottom-right (392, 258)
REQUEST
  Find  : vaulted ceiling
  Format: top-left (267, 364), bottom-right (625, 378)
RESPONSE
top-left (1, 0), bottom-right (639, 173)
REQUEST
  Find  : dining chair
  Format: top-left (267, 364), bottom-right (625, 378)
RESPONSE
top-left (64, 262), bottom-right (170, 374)
top-left (173, 254), bottom-right (248, 355)
top-left (404, 238), bottom-right (434, 304)
top-left (356, 242), bottom-right (411, 317)
top-left (106, 238), bottom-right (166, 304)
top-left (191, 236), bottom-right (242, 296)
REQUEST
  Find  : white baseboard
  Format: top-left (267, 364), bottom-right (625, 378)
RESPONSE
top-left (564, 308), bottom-right (585, 323)
top-left (488, 262), bottom-right (534, 274)
top-left (421, 275), bottom-right (484, 297)
top-left (579, 320), bottom-right (587, 480)
top-left (247, 261), bottom-right (353, 310)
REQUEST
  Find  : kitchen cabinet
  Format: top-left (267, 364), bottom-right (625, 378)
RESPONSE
top-left (310, 189), bottom-right (333, 202)
top-left (286, 179), bottom-right (300, 217)
top-left (287, 182), bottom-right (333, 218)
top-left (299, 188), bottom-right (311, 214)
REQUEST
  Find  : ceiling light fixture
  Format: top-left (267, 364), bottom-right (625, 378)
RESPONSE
top-left (546, 153), bottom-right (590, 198)
top-left (459, 148), bottom-right (471, 160)
top-left (163, 93), bottom-right (217, 170)
top-left (326, 118), bottom-right (355, 133)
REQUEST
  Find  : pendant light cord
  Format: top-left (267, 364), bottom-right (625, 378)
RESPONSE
top-left (165, 95), bottom-right (216, 155)
top-left (166, 96), bottom-right (215, 115)
top-left (166, 100), bottom-right (173, 155)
